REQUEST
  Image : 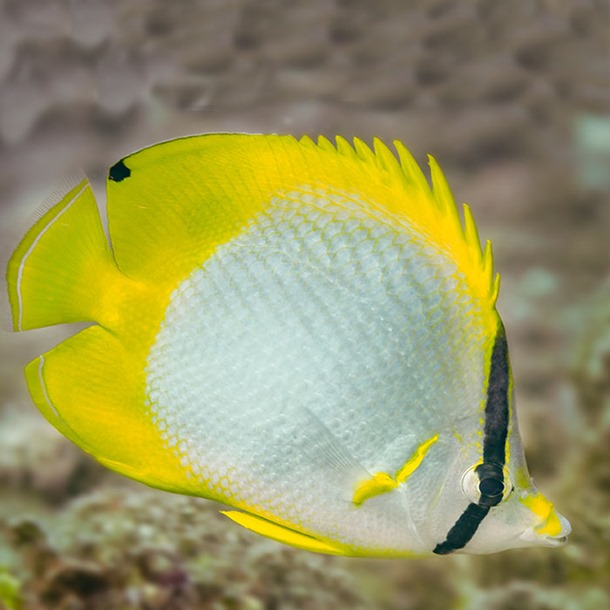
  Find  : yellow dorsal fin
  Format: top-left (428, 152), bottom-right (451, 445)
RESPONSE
top-left (323, 137), bottom-right (498, 305)
top-left (393, 140), bottom-right (434, 197)
top-left (335, 135), bottom-right (359, 160)
top-left (105, 134), bottom-right (499, 305)
top-left (316, 134), bottom-right (336, 153)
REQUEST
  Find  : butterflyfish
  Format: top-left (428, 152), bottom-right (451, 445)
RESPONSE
top-left (4, 134), bottom-right (571, 556)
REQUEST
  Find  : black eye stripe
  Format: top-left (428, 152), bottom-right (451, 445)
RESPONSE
top-left (433, 504), bottom-right (490, 555)
top-left (433, 323), bottom-right (510, 555)
top-left (481, 325), bottom-right (510, 467)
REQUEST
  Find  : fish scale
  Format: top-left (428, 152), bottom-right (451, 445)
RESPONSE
top-left (145, 186), bottom-right (486, 551)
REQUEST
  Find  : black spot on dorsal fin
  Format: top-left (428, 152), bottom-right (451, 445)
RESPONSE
top-left (109, 159), bottom-right (131, 182)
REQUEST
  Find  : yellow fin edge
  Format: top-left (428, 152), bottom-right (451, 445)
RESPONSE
top-left (221, 511), bottom-right (347, 556)
top-left (353, 433), bottom-right (439, 506)
top-left (6, 178), bottom-right (87, 330)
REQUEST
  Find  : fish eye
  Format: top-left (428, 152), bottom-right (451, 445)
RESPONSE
top-left (460, 464), bottom-right (512, 506)
top-left (461, 465), bottom-right (482, 504)
top-left (477, 471), bottom-right (505, 506)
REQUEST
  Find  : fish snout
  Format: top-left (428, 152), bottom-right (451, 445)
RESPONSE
top-left (520, 507), bottom-right (571, 547)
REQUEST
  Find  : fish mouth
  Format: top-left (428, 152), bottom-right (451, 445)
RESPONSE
top-left (519, 512), bottom-right (571, 547)
top-left (519, 528), bottom-right (570, 547)
top-left (543, 534), bottom-right (569, 547)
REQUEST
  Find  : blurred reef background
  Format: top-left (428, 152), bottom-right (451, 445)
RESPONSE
top-left (0, 1), bottom-right (609, 609)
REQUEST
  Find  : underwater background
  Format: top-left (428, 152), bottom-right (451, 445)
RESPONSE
top-left (0, 1), bottom-right (608, 608)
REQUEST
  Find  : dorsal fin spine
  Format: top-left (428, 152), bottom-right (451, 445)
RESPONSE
top-left (428, 156), bottom-right (461, 229)
top-left (335, 136), bottom-right (358, 160)
top-left (492, 273), bottom-right (501, 305)
top-left (298, 135), bottom-right (317, 149)
top-left (316, 135), bottom-right (335, 152)
top-left (482, 240), bottom-right (494, 284)
top-left (483, 239), bottom-right (500, 304)
top-left (373, 137), bottom-right (401, 177)
top-left (393, 140), bottom-right (432, 197)
top-left (352, 137), bottom-right (377, 166)
top-left (463, 204), bottom-right (483, 267)
top-left (312, 137), bottom-right (497, 307)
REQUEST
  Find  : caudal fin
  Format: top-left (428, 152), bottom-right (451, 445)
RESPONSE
top-left (5, 175), bottom-right (117, 331)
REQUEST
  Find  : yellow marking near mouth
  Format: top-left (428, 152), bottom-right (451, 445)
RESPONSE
top-left (353, 434), bottom-right (439, 505)
top-left (520, 493), bottom-right (563, 537)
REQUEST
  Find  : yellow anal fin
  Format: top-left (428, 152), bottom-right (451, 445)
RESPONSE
top-left (221, 511), bottom-right (347, 556)
top-left (353, 433), bottom-right (439, 506)
top-left (25, 325), bottom-right (190, 494)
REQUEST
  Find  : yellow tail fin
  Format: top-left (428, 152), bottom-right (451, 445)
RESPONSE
top-left (5, 176), bottom-right (117, 331)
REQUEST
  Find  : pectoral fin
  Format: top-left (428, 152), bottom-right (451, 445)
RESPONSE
top-left (352, 433), bottom-right (439, 505)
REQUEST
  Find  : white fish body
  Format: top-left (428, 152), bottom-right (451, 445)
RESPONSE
top-left (4, 134), bottom-right (571, 556)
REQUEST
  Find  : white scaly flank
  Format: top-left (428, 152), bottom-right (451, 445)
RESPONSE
top-left (145, 184), bottom-right (490, 554)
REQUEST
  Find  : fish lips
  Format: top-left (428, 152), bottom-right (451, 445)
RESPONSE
top-left (519, 511), bottom-right (571, 547)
